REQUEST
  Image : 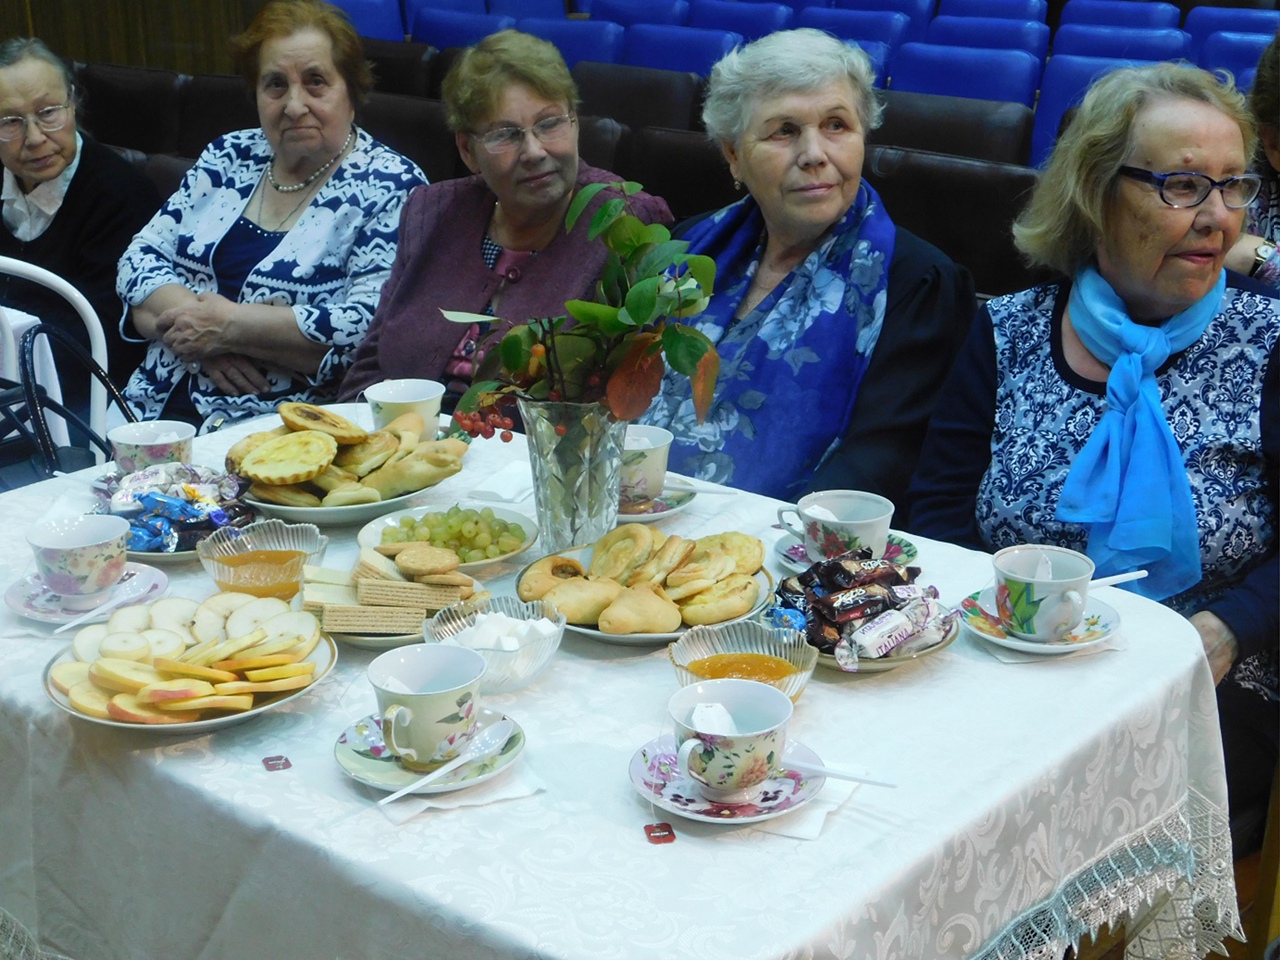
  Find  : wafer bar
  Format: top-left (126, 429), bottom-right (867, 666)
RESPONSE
top-left (302, 582), bottom-right (358, 613)
top-left (356, 579), bottom-right (462, 611)
top-left (320, 605), bottom-right (423, 635)
top-left (354, 547), bottom-right (405, 582)
top-left (304, 564), bottom-right (351, 586)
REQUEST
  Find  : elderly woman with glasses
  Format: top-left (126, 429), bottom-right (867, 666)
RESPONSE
top-left (0, 37), bottom-right (159, 395)
top-left (339, 30), bottom-right (671, 406)
top-left (636, 29), bottom-right (974, 505)
top-left (910, 63), bottom-right (1277, 842)
top-left (117, 0), bottom-right (425, 429)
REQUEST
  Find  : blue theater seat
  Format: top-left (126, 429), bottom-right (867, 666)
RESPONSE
top-left (828, 0), bottom-right (935, 41)
top-left (936, 0), bottom-right (1046, 22)
top-left (490, 0), bottom-right (569, 18)
top-left (332, 0), bottom-right (405, 40)
top-left (1052, 24), bottom-right (1190, 61)
top-left (621, 24), bottom-right (743, 75)
top-left (1058, 0), bottom-right (1179, 30)
top-left (1199, 31), bottom-right (1275, 87)
top-left (516, 17), bottom-right (625, 65)
top-left (1030, 53), bottom-right (1155, 168)
top-left (890, 42), bottom-right (1041, 107)
top-left (925, 16), bottom-right (1049, 61)
top-left (410, 8), bottom-right (517, 47)
top-left (689, 0), bottom-right (792, 41)
top-left (797, 8), bottom-right (911, 53)
top-left (1184, 7), bottom-right (1280, 61)
top-left (590, 0), bottom-right (689, 26)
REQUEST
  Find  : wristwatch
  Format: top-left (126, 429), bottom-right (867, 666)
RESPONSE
top-left (1251, 241), bottom-right (1276, 277)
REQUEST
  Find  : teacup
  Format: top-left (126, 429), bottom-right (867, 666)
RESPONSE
top-left (108, 420), bottom-right (196, 474)
top-left (26, 514), bottom-right (130, 610)
top-left (992, 544), bottom-right (1095, 642)
top-left (619, 424), bottom-right (673, 508)
top-left (364, 379), bottom-right (446, 431)
top-left (669, 678), bottom-right (793, 804)
top-left (777, 489), bottom-right (894, 562)
top-left (367, 644), bottom-right (486, 772)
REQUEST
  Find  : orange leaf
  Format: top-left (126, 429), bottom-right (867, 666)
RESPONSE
top-left (607, 336), bottom-right (665, 420)
top-left (691, 349), bottom-right (719, 424)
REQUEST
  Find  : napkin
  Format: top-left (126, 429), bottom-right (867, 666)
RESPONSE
top-left (757, 779), bottom-right (858, 840)
top-left (469, 462), bottom-right (534, 503)
top-left (977, 636), bottom-right (1124, 664)
top-left (378, 761), bottom-right (545, 825)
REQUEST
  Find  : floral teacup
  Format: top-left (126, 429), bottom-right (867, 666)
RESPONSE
top-left (669, 678), bottom-right (793, 804)
top-left (777, 490), bottom-right (894, 562)
top-left (26, 514), bottom-right (130, 610)
top-left (108, 420), bottom-right (196, 474)
top-left (368, 644), bottom-right (485, 772)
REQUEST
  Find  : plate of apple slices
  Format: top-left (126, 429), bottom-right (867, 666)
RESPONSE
top-left (43, 591), bottom-right (336, 732)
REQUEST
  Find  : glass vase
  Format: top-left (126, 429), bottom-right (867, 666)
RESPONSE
top-left (518, 398), bottom-right (625, 554)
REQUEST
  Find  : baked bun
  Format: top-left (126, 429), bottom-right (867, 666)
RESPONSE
top-left (678, 573), bottom-right (759, 626)
top-left (309, 464), bottom-right (360, 492)
top-left (333, 430), bottom-right (399, 476)
top-left (626, 535), bottom-right (694, 586)
top-left (518, 554), bottom-right (586, 601)
top-left (320, 485), bottom-right (382, 506)
top-left (247, 481), bottom-right (321, 508)
top-left (589, 523), bottom-right (654, 582)
top-left (666, 551), bottom-right (736, 588)
top-left (239, 430), bottom-right (337, 485)
top-left (598, 582), bottom-right (682, 634)
top-left (225, 426), bottom-right (290, 474)
top-left (278, 402), bottom-right (367, 444)
top-left (381, 412), bottom-right (427, 436)
top-left (692, 532), bottom-right (765, 576)
top-left (541, 576), bottom-right (624, 625)
top-left (359, 449), bottom-right (462, 499)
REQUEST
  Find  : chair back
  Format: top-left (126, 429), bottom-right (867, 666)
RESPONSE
top-left (490, 0), bottom-right (569, 17)
top-left (517, 17), bottom-right (626, 65)
top-left (176, 74), bottom-right (258, 160)
top-left (890, 42), bottom-right (1042, 107)
top-left (936, 0), bottom-right (1046, 21)
top-left (829, 0), bottom-right (935, 41)
top-left (1030, 53), bottom-right (1155, 168)
top-left (925, 15), bottom-right (1050, 60)
top-left (621, 24), bottom-right (742, 77)
top-left (1058, 0), bottom-right (1179, 29)
top-left (0, 256), bottom-right (110, 448)
top-left (572, 60), bottom-right (705, 130)
top-left (1052, 24), bottom-right (1189, 61)
top-left (689, 0), bottom-right (793, 40)
top-left (1199, 31), bottom-right (1275, 86)
top-left (410, 9), bottom-right (517, 47)
top-left (796, 7), bottom-right (912, 53)
top-left (330, 0), bottom-right (406, 40)
top-left (591, 0), bottom-right (690, 25)
top-left (878, 88), bottom-right (1033, 164)
top-left (1184, 7), bottom-right (1280, 61)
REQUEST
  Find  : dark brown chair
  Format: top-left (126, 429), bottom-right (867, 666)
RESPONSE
top-left (577, 116), bottom-right (628, 180)
top-left (362, 92), bottom-right (462, 183)
top-left (863, 144), bottom-right (1047, 298)
top-left (176, 74), bottom-right (258, 159)
top-left (362, 36), bottom-right (437, 98)
top-left (107, 145), bottom-right (195, 203)
top-left (76, 62), bottom-right (183, 155)
top-left (619, 126), bottom-right (736, 222)
top-left (876, 90), bottom-right (1034, 166)
top-left (572, 61), bottom-right (705, 132)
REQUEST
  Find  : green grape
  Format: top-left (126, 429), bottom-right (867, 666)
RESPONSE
top-left (473, 532), bottom-right (492, 549)
top-left (398, 516), bottom-right (415, 530)
top-left (485, 543), bottom-right (503, 558)
top-left (461, 548), bottom-right (486, 563)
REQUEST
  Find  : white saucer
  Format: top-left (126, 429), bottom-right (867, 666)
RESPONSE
top-left (629, 735), bottom-right (826, 824)
top-left (774, 532), bottom-right (919, 575)
top-left (5, 563), bottom-right (168, 625)
top-left (328, 630), bottom-right (423, 651)
top-left (617, 489), bottom-right (695, 524)
top-left (335, 707), bottom-right (524, 795)
top-left (958, 588), bottom-right (1120, 655)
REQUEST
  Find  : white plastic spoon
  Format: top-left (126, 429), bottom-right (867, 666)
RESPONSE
top-left (784, 758), bottom-right (897, 789)
top-left (378, 718), bottom-right (515, 805)
top-left (1090, 570), bottom-right (1148, 589)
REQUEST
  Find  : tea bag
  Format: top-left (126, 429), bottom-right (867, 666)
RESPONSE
top-left (1035, 552), bottom-right (1054, 581)
top-left (380, 676), bottom-right (416, 694)
top-left (691, 702), bottom-right (739, 735)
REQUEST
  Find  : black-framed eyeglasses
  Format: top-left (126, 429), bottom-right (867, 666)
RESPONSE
top-left (0, 103), bottom-right (72, 142)
top-left (472, 114), bottom-right (575, 155)
top-left (1117, 165), bottom-right (1262, 210)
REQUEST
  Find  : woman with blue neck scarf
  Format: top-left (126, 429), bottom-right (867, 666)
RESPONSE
top-left (638, 29), bottom-right (974, 507)
top-left (910, 63), bottom-right (1277, 848)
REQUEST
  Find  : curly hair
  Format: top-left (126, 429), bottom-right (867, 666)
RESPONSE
top-left (230, 0), bottom-right (372, 105)
top-left (442, 30), bottom-right (578, 133)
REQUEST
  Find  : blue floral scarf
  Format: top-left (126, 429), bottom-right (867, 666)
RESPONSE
top-left (1057, 265), bottom-right (1222, 600)
top-left (639, 183), bottom-right (895, 499)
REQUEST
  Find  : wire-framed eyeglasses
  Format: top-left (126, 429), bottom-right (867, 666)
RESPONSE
top-left (472, 114), bottom-right (576, 155)
top-left (1117, 165), bottom-right (1263, 210)
top-left (0, 104), bottom-right (72, 142)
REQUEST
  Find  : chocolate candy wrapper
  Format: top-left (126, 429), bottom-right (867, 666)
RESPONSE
top-left (823, 558), bottom-right (918, 591)
top-left (833, 599), bottom-right (957, 671)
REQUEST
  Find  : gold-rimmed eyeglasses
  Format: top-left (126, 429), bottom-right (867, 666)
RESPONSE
top-left (0, 104), bottom-right (72, 143)
top-left (471, 114), bottom-right (575, 155)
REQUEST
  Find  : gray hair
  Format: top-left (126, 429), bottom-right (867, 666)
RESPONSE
top-left (0, 38), bottom-right (78, 107)
top-left (702, 28), bottom-right (882, 147)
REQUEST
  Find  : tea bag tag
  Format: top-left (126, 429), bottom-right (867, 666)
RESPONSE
top-left (644, 822), bottom-right (676, 844)
top-left (691, 702), bottom-right (738, 735)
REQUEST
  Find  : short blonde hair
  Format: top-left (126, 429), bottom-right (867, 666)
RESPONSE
top-left (1014, 63), bottom-right (1256, 277)
top-left (442, 30), bottom-right (578, 133)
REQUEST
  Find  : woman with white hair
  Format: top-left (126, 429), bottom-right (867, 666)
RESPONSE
top-left (640, 28), bottom-right (974, 505)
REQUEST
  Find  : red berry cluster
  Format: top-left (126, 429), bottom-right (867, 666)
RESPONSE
top-left (453, 409), bottom-right (515, 442)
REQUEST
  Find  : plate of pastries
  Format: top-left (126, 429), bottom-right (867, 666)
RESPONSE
top-left (230, 403), bottom-right (466, 524)
top-left (515, 524), bottom-right (770, 646)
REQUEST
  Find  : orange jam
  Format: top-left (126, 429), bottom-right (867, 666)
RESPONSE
top-left (213, 549), bottom-right (306, 599)
top-left (686, 652), bottom-right (795, 683)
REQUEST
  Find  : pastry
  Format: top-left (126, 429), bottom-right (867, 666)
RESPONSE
top-left (333, 430), bottom-right (399, 476)
top-left (626, 534), bottom-right (694, 586)
top-left (692, 532), bottom-right (765, 576)
top-left (678, 573), bottom-right (760, 626)
top-left (541, 576), bottom-right (624, 625)
top-left (309, 464), bottom-right (360, 492)
top-left (225, 426), bottom-right (290, 474)
top-left (517, 554), bottom-right (586, 601)
top-left (589, 523), bottom-right (654, 582)
top-left (239, 430), bottom-right (338, 485)
top-left (320, 485), bottom-right (382, 507)
top-left (277, 401), bottom-right (367, 444)
top-left (359, 449), bottom-right (462, 499)
top-left (247, 481), bottom-right (322, 507)
top-left (598, 582), bottom-right (682, 634)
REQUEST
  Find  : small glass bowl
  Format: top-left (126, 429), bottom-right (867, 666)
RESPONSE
top-left (668, 621), bottom-right (819, 702)
top-left (195, 519), bottom-right (328, 600)
top-left (427, 596), bottom-right (566, 693)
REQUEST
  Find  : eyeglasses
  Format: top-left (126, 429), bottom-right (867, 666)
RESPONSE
top-left (0, 104), bottom-right (72, 142)
top-left (471, 114), bottom-right (575, 155)
top-left (1117, 165), bottom-right (1263, 210)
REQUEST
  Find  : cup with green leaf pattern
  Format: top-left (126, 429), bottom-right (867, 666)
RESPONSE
top-left (992, 545), bottom-right (1094, 642)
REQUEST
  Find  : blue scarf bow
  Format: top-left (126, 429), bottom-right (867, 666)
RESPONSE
top-left (1056, 265), bottom-right (1222, 599)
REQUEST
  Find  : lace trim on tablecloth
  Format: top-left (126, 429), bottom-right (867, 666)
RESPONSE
top-left (973, 788), bottom-right (1241, 960)
top-left (0, 910), bottom-right (72, 960)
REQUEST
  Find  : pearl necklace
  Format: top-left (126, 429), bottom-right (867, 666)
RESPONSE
top-left (266, 126), bottom-right (355, 193)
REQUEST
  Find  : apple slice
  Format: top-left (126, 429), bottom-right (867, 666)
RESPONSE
top-left (137, 678), bottom-right (216, 703)
top-left (194, 627), bottom-right (268, 667)
top-left (213, 653), bottom-right (295, 672)
top-left (107, 693), bottom-right (200, 724)
top-left (154, 693), bottom-right (254, 713)
top-left (50, 661), bottom-right (92, 694)
top-left (98, 631), bottom-right (151, 662)
top-left (153, 658), bottom-right (237, 684)
top-left (190, 606), bottom-right (228, 647)
top-left (140, 628), bottom-right (185, 663)
top-left (72, 623), bottom-right (110, 663)
top-left (68, 680), bottom-right (112, 719)
top-left (199, 592), bottom-right (257, 618)
top-left (107, 605), bottom-right (152, 634)
top-left (244, 662), bottom-right (315, 682)
top-left (224, 597), bottom-right (290, 642)
top-left (213, 674), bottom-right (313, 695)
top-left (89, 658), bottom-right (166, 694)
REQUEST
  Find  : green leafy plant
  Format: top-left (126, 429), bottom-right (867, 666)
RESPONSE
top-left (445, 181), bottom-right (719, 435)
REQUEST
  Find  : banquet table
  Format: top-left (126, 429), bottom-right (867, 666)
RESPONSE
top-left (0, 411), bottom-right (1243, 960)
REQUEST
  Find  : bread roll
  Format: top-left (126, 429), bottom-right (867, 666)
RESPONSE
top-left (598, 583), bottom-right (682, 634)
top-left (359, 450), bottom-right (461, 499)
top-left (541, 577), bottom-right (624, 625)
top-left (678, 573), bottom-right (760, 626)
top-left (333, 430), bottom-right (399, 476)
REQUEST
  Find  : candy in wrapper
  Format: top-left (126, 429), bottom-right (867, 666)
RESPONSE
top-left (768, 605), bottom-right (806, 632)
top-left (135, 491), bottom-right (204, 523)
top-left (823, 558), bottom-right (918, 591)
top-left (812, 584), bottom-right (893, 624)
top-left (833, 598), bottom-right (952, 670)
top-left (127, 515), bottom-right (178, 553)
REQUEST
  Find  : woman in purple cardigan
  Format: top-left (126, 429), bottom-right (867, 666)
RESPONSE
top-left (339, 30), bottom-right (671, 406)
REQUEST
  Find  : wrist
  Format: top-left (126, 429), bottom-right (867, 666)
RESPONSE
top-left (1250, 240), bottom-right (1276, 277)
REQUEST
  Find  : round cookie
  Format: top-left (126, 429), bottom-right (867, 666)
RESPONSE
top-left (394, 543), bottom-right (460, 577)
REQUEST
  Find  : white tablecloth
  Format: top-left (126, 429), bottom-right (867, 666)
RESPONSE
top-left (0, 413), bottom-right (1242, 960)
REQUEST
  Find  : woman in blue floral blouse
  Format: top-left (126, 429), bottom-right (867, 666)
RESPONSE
top-left (910, 64), bottom-right (1278, 845)
top-left (638, 29), bottom-right (974, 507)
top-left (116, 0), bottom-right (425, 429)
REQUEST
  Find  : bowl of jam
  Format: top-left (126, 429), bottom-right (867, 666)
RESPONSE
top-left (668, 621), bottom-right (818, 702)
top-left (196, 519), bottom-right (328, 600)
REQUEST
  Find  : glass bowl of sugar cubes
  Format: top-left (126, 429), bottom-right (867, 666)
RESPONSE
top-left (426, 596), bottom-right (566, 693)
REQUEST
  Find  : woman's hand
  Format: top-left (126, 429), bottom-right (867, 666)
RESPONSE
top-left (200, 354), bottom-right (271, 396)
top-left (157, 292), bottom-right (237, 361)
top-left (1190, 610), bottom-right (1239, 685)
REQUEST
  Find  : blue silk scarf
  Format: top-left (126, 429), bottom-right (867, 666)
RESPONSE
top-left (1057, 265), bottom-right (1223, 599)
top-left (640, 183), bottom-right (895, 499)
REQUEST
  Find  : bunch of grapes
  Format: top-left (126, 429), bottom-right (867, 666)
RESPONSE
top-left (452, 407), bottom-right (515, 442)
top-left (379, 505), bottom-right (528, 563)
